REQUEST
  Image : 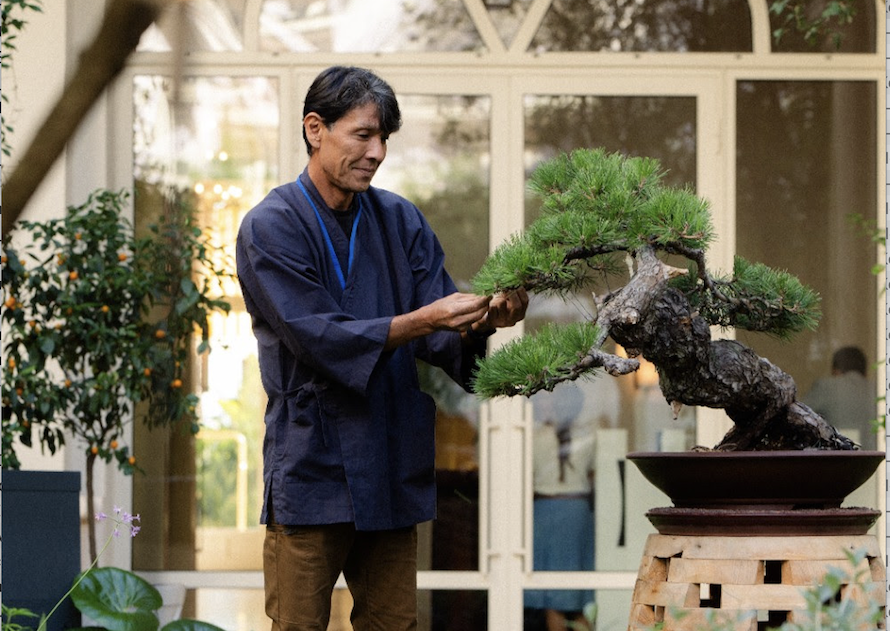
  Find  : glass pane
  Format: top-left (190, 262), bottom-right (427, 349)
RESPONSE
top-left (378, 95), bottom-right (492, 287)
top-left (523, 94), bottom-right (697, 589)
top-left (380, 94), bottom-right (491, 571)
top-left (524, 588), bottom-right (632, 630)
top-left (736, 81), bottom-right (878, 446)
top-left (259, 0), bottom-right (485, 53)
top-left (132, 75), bottom-right (279, 571)
top-left (529, 0), bottom-right (752, 53)
top-left (770, 0), bottom-right (875, 53)
top-left (528, 385), bottom-right (596, 576)
top-left (486, 0), bottom-right (535, 48)
top-left (524, 95), bottom-right (696, 200)
top-left (138, 0), bottom-right (245, 52)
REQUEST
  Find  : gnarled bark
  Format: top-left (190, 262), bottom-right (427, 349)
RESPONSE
top-left (597, 247), bottom-right (855, 451)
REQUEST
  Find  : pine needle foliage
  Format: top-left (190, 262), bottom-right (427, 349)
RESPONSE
top-left (470, 234), bottom-right (587, 294)
top-left (674, 256), bottom-right (821, 339)
top-left (634, 187), bottom-right (713, 251)
top-left (473, 321), bottom-right (602, 398)
top-left (473, 148), bottom-right (714, 296)
top-left (471, 148), bottom-right (823, 399)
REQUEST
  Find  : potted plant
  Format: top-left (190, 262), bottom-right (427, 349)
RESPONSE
top-left (471, 148), bottom-right (881, 489)
top-left (472, 147), bottom-right (871, 450)
top-left (470, 147), bottom-right (884, 623)
top-left (1, 187), bottom-right (230, 625)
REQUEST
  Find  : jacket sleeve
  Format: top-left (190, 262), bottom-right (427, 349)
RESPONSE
top-left (399, 203), bottom-right (485, 391)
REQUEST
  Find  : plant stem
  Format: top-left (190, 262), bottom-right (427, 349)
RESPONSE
top-left (36, 530), bottom-right (114, 631)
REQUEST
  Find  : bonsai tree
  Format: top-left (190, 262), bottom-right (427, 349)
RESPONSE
top-left (1, 188), bottom-right (231, 560)
top-left (471, 148), bottom-right (855, 452)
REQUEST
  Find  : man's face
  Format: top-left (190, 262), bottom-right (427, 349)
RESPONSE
top-left (306, 101), bottom-right (388, 210)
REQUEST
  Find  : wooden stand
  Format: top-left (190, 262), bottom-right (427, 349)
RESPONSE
top-left (628, 533), bottom-right (885, 630)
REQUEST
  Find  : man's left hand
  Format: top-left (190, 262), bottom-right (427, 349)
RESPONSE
top-left (475, 288), bottom-right (529, 333)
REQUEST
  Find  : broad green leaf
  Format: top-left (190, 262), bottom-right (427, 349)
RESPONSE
top-left (70, 567), bottom-right (162, 631)
top-left (162, 620), bottom-right (228, 631)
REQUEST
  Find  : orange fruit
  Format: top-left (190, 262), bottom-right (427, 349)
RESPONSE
top-left (68, 270), bottom-right (78, 281)
top-left (1, 255), bottom-right (7, 264)
top-left (143, 367), bottom-right (152, 377)
top-left (154, 329), bottom-right (166, 339)
top-left (128, 456), bottom-right (136, 465)
top-left (110, 440), bottom-right (119, 449)
top-left (74, 232), bottom-right (83, 240)
top-left (7, 358), bottom-right (15, 369)
top-left (64, 379), bottom-right (72, 387)
top-left (90, 445), bottom-right (99, 455)
top-left (118, 252), bottom-right (128, 261)
top-left (171, 379), bottom-right (183, 389)
top-left (4, 296), bottom-right (16, 309)
top-left (101, 305), bottom-right (110, 313)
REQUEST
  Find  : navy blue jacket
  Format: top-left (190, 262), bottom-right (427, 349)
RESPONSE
top-left (236, 171), bottom-right (483, 530)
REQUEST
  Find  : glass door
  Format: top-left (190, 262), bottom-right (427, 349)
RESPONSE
top-left (510, 72), bottom-right (726, 630)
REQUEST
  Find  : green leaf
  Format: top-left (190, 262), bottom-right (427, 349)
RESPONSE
top-left (39, 336), bottom-right (55, 354)
top-left (161, 620), bottom-right (228, 631)
top-left (179, 277), bottom-right (198, 296)
top-left (70, 567), bottom-right (162, 631)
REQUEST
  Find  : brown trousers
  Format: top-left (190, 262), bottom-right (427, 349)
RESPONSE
top-left (264, 521), bottom-right (418, 631)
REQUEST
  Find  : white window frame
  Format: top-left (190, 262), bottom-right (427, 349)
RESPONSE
top-left (100, 1), bottom-right (885, 628)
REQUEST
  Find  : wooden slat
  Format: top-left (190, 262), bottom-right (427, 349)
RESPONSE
top-left (667, 557), bottom-right (764, 585)
top-left (637, 555), bottom-right (669, 582)
top-left (841, 581), bottom-right (886, 608)
top-left (643, 534), bottom-right (879, 561)
top-left (631, 533), bottom-right (886, 629)
top-left (662, 608), bottom-right (756, 631)
top-left (782, 558), bottom-right (870, 585)
top-left (627, 603), bottom-right (659, 627)
top-left (785, 610), bottom-right (812, 623)
top-left (721, 583), bottom-right (807, 610)
top-left (869, 555), bottom-right (887, 581)
top-left (632, 578), bottom-right (699, 607)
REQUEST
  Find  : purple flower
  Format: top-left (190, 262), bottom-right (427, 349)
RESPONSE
top-left (95, 505), bottom-right (142, 538)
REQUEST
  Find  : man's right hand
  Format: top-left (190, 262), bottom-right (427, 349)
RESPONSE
top-left (385, 293), bottom-right (491, 350)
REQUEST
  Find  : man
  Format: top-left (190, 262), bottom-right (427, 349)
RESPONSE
top-left (236, 66), bottom-right (528, 631)
top-left (803, 345), bottom-right (878, 450)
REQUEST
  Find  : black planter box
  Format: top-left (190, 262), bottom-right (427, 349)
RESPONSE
top-left (3, 470), bottom-right (82, 630)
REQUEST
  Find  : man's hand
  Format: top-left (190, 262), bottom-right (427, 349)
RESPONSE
top-left (461, 288), bottom-right (529, 344)
top-left (481, 288), bottom-right (529, 330)
top-left (386, 292), bottom-right (492, 350)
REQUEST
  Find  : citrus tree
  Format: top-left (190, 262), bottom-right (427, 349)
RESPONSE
top-left (1, 188), bottom-right (231, 560)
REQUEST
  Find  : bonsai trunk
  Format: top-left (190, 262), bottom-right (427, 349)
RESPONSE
top-left (600, 247), bottom-right (855, 451)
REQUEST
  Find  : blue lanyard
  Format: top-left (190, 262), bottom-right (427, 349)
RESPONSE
top-left (297, 179), bottom-right (362, 291)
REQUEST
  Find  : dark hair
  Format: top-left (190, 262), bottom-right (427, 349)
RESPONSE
top-left (302, 66), bottom-right (402, 156)
top-left (832, 346), bottom-right (867, 375)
